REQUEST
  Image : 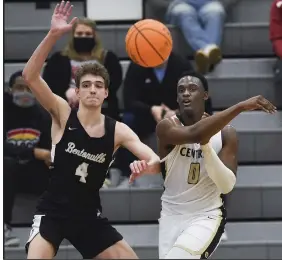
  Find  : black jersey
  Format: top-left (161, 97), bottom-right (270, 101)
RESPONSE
top-left (36, 110), bottom-right (116, 218)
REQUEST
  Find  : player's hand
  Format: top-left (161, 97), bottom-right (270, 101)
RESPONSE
top-left (151, 105), bottom-right (164, 123)
top-left (129, 160), bottom-right (148, 184)
top-left (239, 95), bottom-right (276, 114)
top-left (50, 1), bottom-right (77, 37)
top-left (34, 148), bottom-right (52, 167)
top-left (65, 87), bottom-right (79, 108)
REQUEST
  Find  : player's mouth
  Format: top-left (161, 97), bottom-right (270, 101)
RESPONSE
top-left (182, 100), bottom-right (191, 106)
top-left (87, 96), bottom-right (98, 100)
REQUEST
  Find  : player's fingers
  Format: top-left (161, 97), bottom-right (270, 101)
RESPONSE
top-left (141, 160), bottom-right (148, 171)
top-left (135, 161), bottom-right (144, 173)
top-left (132, 161), bottom-right (140, 174)
top-left (129, 174), bottom-right (135, 184)
top-left (259, 97), bottom-right (276, 111)
top-left (69, 17), bottom-right (78, 26)
top-left (63, 1), bottom-right (70, 15)
top-left (54, 3), bottom-right (60, 14)
top-left (129, 163), bottom-right (135, 173)
top-left (58, 1), bottom-right (64, 13)
top-left (66, 4), bottom-right (73, 18)
top-left (258, 99), bottom-right (275, 113)
top-left (257, 103), bottom-right (270, 113)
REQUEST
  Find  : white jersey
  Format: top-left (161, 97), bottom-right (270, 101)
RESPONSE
top-left (160, 116), bottom-right (224, 217)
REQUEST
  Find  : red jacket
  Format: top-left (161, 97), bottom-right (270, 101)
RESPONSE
top-left (270, 0), bottom-right (282, 41)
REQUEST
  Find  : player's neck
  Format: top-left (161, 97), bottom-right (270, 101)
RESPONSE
top-left (181, 112), bottom-right (202, 126)
top-left (77, 105), bottom-right (103, 127)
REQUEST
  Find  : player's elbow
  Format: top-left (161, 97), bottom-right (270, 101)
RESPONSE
top-left (220, 175), bottom-right (236, 194)
top-left (22, 68), bottom-right (39, 85)
top-left (22, 70), bottom-right (33, 84)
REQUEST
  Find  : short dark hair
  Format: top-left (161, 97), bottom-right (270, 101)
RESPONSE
top-left (178, 71), bottom-right (208, 91)
top-left (9, 70), bottom-right (23, 87)
top-left (75, 63), bottom-right (110, 88)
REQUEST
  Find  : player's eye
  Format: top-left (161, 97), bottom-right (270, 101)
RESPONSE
top-left (189, 85), bottom-right (198, 92)
top-left (82, 83), bottom-right (90, 88)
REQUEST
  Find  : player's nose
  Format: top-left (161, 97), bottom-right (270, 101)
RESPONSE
top-left (90, 85), bottom-right (97, 93)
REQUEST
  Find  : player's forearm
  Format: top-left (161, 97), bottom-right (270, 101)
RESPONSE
top-left (191, 103), bottom-right (243, 143)
top-left (23, 31), bottom-right (60, 83)
top-left (201, 143), bottom-right (236, 194)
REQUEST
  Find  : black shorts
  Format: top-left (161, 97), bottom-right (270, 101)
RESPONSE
top-left (25, 214), bottom-right (123, 258)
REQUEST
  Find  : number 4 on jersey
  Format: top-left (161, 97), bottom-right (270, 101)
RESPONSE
top-left (188, 163), bottom-right (200, 184)
top-left (75, 162), bottom-right (89, 183)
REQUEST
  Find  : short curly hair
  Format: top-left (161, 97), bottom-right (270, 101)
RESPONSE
top-left (75, 63), bottom-right (110, 89)
top-left (9, 70), bottom-right (23, 87)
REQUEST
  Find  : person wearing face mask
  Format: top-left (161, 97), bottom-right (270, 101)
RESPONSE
top-left (43, 17), bottom-right (122, 121)
top-left (4, 71), bottom-right (51, 247)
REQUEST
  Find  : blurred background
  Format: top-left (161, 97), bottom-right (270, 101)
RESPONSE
top-left (3, 0), bottom-right (282, 258)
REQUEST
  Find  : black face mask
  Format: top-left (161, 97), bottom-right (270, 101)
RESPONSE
top-left (73, 37), bottom-right (96, 53)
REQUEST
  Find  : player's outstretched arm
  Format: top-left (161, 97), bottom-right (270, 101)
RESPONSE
top-left (157, 95), bottom-right (276, 145)
top-left (22, 1), bottom-right (77, 123)
top-left (115, 122), bottom-right (161, 178)
top-left (201, 126), bottom-right (238, 194)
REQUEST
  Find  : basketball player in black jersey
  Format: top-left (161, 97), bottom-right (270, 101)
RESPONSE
top-left (22, 2), bottom-right (160, 259)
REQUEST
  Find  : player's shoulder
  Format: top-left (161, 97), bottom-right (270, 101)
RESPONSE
top-left (156, 116), bottom-right (182, 138)
top-left (222, 125), bottom-right (237, 136)
top-left (157, 116), bottom-right (181, 129)
top-left (114, 121), bottom-right (133, 137)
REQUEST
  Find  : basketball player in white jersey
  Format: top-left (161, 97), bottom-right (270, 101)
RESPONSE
top-left (129, 71), bottom-right (276, 259)
top-left (22, 2), bottom-right (160, 259)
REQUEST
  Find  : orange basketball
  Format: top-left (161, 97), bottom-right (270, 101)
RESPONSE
top-left (125, 19), bottom-right (173, 67)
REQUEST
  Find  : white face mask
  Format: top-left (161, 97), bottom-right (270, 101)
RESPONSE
top-left (12, 92), bottom-right (35, 108)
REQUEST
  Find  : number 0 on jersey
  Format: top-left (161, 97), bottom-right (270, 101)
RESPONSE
top-left (188, 163), bottom-right (200, 184)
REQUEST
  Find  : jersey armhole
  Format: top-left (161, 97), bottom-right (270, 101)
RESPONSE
top-left (160, 115), bottom-right (180, 163)
top-left (160, 145), bottom-right (178, 163)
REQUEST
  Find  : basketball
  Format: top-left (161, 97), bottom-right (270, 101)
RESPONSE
top-left (125, 19), bottom-right (173, 67)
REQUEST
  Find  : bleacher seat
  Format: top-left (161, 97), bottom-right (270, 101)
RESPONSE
top-left (5, 222), bottom-right (282, 259)
top-left (4, 23), bottom-right (272, 61)
top-left (4, 59), bottom-right (282, 110)
top-left (11, 165), bottom-right (282, 225)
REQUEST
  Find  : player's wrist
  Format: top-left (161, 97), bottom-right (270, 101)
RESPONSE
top-left (235, 101), bottom-right (246, 112)
top-left (47, 30), bottom-right (63, 40)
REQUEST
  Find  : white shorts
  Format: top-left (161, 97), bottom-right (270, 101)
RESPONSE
top-left (159, 209), bottom-right (225, 259)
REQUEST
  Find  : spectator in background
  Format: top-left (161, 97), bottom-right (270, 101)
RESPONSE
top-left (111, 52), bottom-right (212, 187)
top-left (166, 0), bottom-right (226, 74)
top-left (4, 71), bottom-right (51, 247)
top-left (270, 0), bottom-right (282, 90)
top-left (43, 18), bottom-right (122, 120)
top-left (270, 0), bottom-right (282, 58)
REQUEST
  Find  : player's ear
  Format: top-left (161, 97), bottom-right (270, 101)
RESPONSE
top-left (104, 87), bottom-right (109, 99)
top-left (203, 91), bottom-right (209, 101)
top-left (75, 87), bottom-right (80, 97)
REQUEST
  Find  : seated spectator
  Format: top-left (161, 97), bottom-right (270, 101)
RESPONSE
top-left (112, 52), bottom-right (212, 187)
top-left (4, 71), bottom-right (51, 247)
top-left (270, 0), bottom-right (282, 93)
top-left (270, 0), bottom-right (282, 58)
top-left (43, 18), bottom-right (122, 120)
top-left (166, 0), bottom-right (226, 74)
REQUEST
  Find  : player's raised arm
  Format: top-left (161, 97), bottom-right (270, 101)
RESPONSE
top-left (22, 1), bottom-right (77, 123)
top-left (115, 122), bottom-right (161, 178)
top-left (157, 95), bottom-right (276, 146)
